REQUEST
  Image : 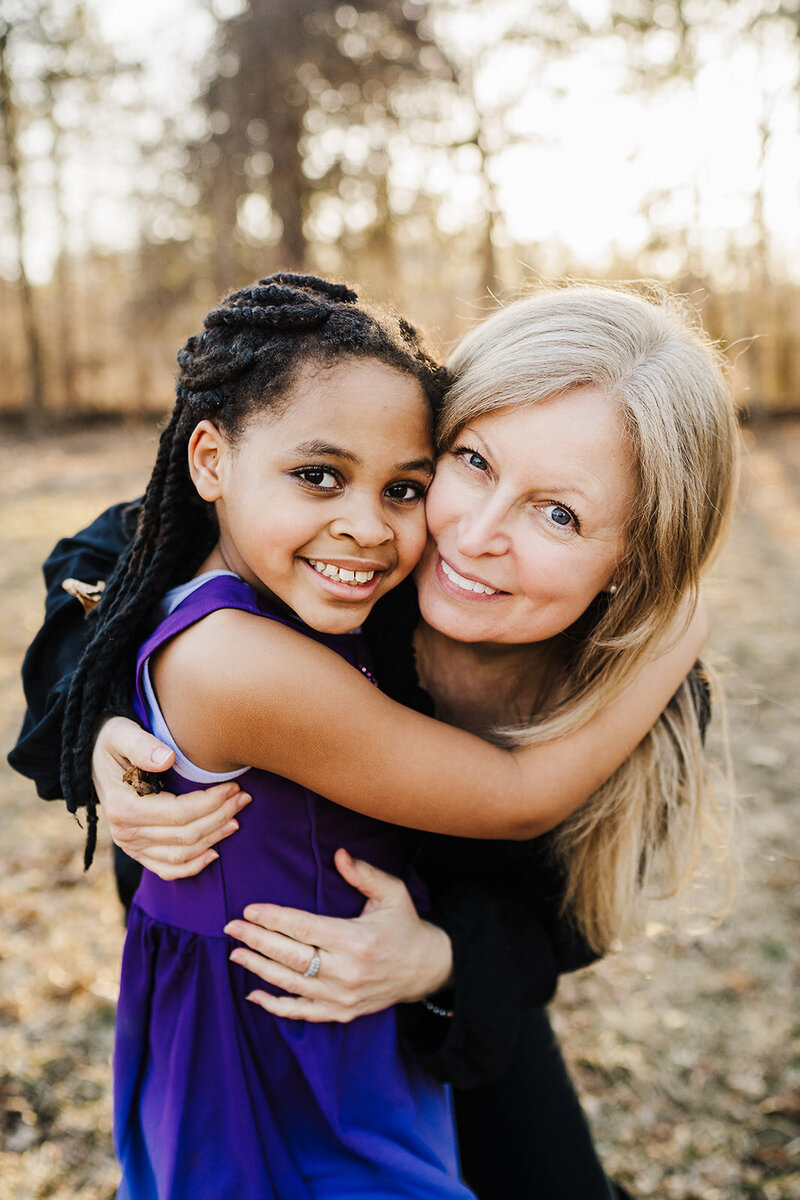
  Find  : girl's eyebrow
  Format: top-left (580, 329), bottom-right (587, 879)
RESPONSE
top-left (294, 440), bottom-right (434, 475)
top-left (294, 439), bottom-right (360, 463)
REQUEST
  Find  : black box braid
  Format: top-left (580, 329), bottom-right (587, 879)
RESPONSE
top-left (61, 272), bottom-right (448, 869)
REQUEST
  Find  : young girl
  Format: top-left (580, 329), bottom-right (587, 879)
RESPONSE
top-left (61, 274), bottom-right (705, 1199)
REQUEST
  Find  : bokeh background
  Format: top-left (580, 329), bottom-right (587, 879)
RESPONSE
top-left (1, 1), bottom-right (798, 1197)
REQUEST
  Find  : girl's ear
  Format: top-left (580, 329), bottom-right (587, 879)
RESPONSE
top-left (188, 420), bottom-right (229, 502)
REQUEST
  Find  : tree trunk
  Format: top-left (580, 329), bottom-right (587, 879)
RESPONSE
top-left (267, 100), bottom-right (307, 270)
top-left (0, 29), bottom-right (46, 429)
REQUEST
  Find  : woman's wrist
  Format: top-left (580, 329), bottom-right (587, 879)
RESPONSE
top-left (411, 921), bottom-right (454, 1003)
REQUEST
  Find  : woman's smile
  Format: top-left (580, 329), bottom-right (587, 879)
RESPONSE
top-left (436, 554), bottom-right (506, 599)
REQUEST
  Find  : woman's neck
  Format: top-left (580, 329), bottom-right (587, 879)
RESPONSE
top-left (413, 621), bottom-right (562, 736)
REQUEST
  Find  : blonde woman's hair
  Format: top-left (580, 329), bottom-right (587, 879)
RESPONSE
top-left (443, 283), bottom-right (740, 953)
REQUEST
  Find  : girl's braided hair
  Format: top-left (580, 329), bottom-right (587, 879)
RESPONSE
top-left (61, 273), bottom-right (446, 867)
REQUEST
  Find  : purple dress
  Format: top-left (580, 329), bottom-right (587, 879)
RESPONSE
top-left (115, 573), bottom-right (474, 1200)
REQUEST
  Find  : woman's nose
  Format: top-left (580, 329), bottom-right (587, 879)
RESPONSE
top-left (456, 499), bottom-right (511, 558)
top-left (330, 496), bottom-right (393, 547)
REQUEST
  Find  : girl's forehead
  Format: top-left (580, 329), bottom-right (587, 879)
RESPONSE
top-left (244, 359), bottom-right (434, 458)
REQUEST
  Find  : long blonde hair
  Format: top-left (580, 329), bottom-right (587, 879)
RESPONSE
top-left (443, 283), bottom-right (740, 953)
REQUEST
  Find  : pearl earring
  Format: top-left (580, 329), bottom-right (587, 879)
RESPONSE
top-left (608, 583), bottom-right (618, 596)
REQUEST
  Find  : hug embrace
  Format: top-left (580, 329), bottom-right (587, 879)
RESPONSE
top-left (11, 274), bottom-right (739, 1198)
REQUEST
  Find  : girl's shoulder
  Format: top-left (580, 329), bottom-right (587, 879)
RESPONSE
top-left (146, 572), bottom-right (373, 775)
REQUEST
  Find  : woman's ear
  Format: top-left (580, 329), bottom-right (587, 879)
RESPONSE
top-left (188, 420), bottom-right (228, 502)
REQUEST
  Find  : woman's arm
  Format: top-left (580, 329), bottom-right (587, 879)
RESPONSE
top-left (154, 598), bottom-right (708, 840)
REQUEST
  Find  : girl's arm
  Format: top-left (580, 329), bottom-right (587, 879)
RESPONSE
top-left (153, 599), bottom-right (708, 840)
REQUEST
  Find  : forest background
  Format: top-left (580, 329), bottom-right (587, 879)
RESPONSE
top-left (3, 0), bottom-right (800, 422)
top-left (1, 1), bottom-right (799, 1198)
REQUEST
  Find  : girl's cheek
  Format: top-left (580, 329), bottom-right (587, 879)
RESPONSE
top-left (405, 511), bottom-right (430, 568)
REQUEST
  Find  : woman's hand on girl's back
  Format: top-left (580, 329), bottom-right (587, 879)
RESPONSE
top-left (92, 716), bottom-right (252, 879)
top-left (224, 848), bottom-right (454, 1023)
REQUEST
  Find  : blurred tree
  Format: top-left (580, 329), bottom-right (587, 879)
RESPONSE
top-left (0, 11), bottom-right (45, 426)
top-left (0, 0), bottom-right (136, 419)
top-left (424, 0), bottom-right (590, 295)
top-left (194, 0), bottom-right (450, 284)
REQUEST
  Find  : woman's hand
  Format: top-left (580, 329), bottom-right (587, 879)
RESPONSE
top-left (224, 849), bottom-right (454, 1023)
top-left (92, 715), bottom-right (252, 879)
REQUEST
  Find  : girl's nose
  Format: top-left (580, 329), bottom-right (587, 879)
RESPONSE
top-left (330, 497), bottom-right (393, 547)
top-left (456, 498), bottom-right (511, 558)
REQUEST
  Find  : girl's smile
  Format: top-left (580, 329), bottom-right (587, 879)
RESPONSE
top-left (189, 357), bottom-right (434, 635)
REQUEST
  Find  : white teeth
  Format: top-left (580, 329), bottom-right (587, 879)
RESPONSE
top-left (441, 560), bottom-right (497, 596)
top-left (308, 560), bottom-right (376, 586)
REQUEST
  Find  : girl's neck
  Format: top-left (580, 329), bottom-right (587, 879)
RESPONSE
top-left (413, 621), bottom-right (564, 736)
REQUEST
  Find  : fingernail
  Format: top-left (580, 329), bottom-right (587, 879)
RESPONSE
top-left (152, 746), bottom-right (171, 766)
top-left (236, 793), bottom-right (252, 808)
top-left (222, 821), bottom-right (239, 837)
top-left (229, 950), bottom-right (243, 964)
top-left (205, 851), bottom-right (219, 864)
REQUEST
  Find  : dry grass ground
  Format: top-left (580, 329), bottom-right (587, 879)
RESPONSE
top-left (0, 421), bottom-right (797, 1199)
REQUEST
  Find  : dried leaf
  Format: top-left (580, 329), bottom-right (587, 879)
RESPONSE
top-left (61, 577), bottom-right (106, 613)
top-left (122, 766), bottom-right (157, 796)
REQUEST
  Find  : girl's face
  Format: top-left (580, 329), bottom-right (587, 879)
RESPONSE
top-left (193, 358), bottom-right (434, 635)
top-left (415, 387), bottom-right (637, 646)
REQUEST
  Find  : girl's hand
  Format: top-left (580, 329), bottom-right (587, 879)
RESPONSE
top-left (92, 715), bottom-right (252, 879)
top-left (224, 849), bottom-right (454, 1023)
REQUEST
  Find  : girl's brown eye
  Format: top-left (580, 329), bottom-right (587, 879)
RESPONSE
top-left (295, 467), bottom-right (340, 490)
top-left (386, 482), bottom-right (426, 503)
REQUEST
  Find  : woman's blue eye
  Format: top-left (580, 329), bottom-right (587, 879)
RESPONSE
top-left (547, 505), bottom-right (575, 527)
top-left (455, 448), bottom-right (488, 471)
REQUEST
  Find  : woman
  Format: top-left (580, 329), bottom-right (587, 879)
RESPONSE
top-left (10, 283), bottom-right (738, 1197)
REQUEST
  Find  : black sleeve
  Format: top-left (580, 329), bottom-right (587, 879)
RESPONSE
top-left (398, 661), bottom-right (713, 1089)
top-left (7, 500), bottom-right (139, 798)
top-left (396, 831), bottom-right (599, 1089)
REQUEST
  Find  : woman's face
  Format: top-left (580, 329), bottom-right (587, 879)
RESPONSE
top-left (415, 386), bottom-right (638, 645)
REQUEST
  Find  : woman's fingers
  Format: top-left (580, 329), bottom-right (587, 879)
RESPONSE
top-left (246, 991), bottom-right (350, 1024)
top-left (104, 781), bottom-right (251, 831)
top-left (133, 849), bottom-right (220, 880)
top-left (93, 715), bottom-right (174, 774)
top-left (112, 789), bottom-right (252, 842)
top-left (239, 903), bottom-right (352, 952)
top-left (333, 848), bottom-right (414, 910)
top-left (229, 948), bottom-right (323, 999)
top-left (224, 921), bottom-right (317, 974)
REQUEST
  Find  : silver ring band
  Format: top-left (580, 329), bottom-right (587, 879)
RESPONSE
top-left (303, 950), bottom-right (321, 979)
